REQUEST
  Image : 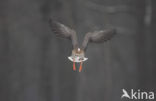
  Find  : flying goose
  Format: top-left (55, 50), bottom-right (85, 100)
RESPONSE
top-left (49, 19), bottom-right (116, 72)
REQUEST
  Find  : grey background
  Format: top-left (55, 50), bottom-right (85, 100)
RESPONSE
top-left (0, 0), bottom-right (156, 101)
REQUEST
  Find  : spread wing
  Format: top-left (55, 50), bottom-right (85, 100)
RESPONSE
top-left (82, 28), bottom-right (116, 51)
top-left (49, 19), bottom-right (78, 49)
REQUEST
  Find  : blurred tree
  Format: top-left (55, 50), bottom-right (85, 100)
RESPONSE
top-left (147, 0), bottom-right (156, 89)
top-left (0, 0), bottom-right (10, 101)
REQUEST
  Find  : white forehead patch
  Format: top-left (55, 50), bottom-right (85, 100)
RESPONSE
top-left (68, 56), bottom-right (88, 63)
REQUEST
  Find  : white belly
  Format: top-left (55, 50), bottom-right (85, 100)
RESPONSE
top-left (68, 56), bottom-right (88, 63)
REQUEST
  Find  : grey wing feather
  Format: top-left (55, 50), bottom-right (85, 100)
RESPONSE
top-left (82, 28), bottom-right (116, 51)
top-left (49, 19), bottom-right (78, 48)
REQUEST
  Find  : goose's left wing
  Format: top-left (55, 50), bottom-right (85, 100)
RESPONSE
top-left (82, 29), bottom-right (116, 51)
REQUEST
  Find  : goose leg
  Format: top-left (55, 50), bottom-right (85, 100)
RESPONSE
top-left (79, 61), bottom-right (83, 72)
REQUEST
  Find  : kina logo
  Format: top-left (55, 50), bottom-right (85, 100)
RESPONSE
top-left (121, 89), bottom-right (155, 100)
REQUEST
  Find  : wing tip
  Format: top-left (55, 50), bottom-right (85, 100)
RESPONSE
top-left (49, 18), bottom-right (58, 26)
top-left (109, 28), bottom-right (117, 35)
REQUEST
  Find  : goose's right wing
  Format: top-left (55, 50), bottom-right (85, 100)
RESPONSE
top-left (82, 28), bottom-right (116, 51)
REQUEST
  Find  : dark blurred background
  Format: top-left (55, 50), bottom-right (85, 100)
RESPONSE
top-left (0, 0), bottom-right (156, 101)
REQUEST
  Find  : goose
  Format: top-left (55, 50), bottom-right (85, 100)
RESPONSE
top-left (49, 19), bottom-right (116, 72)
